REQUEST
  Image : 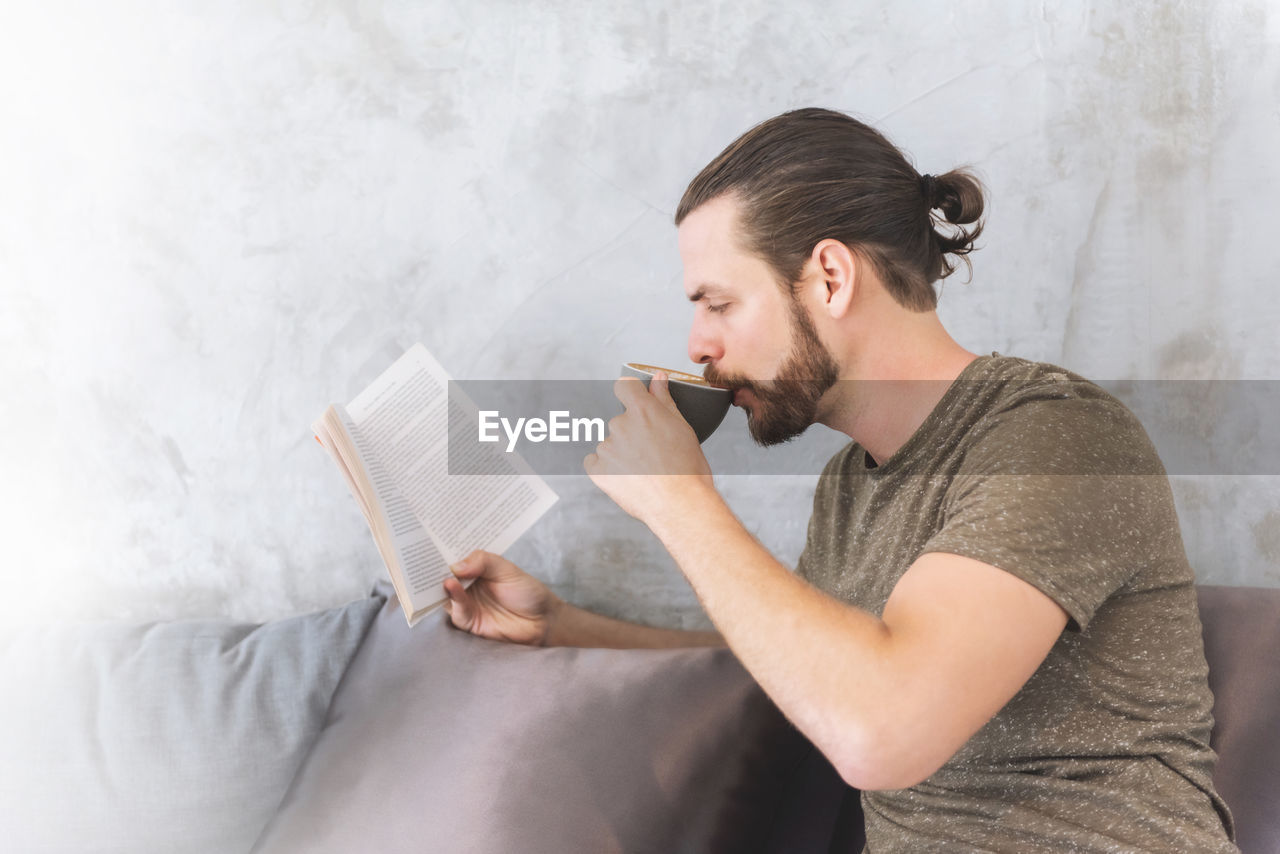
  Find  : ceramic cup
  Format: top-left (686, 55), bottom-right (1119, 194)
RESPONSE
top-left (620, 362), bottom-right (732, 443)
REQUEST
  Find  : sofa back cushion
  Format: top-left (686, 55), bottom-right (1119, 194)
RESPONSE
top-left (253, 583), bottom-right (806, 854)
top-left (1198, 584), bottom-right (1280, 854)
top-left (0, 593), bottom-right (382, 854)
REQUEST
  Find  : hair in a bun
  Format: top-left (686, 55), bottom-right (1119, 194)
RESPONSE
top-left (926, 169), bottom-right (985, 283)
top-left (676, 108), bottom-right (987, 311)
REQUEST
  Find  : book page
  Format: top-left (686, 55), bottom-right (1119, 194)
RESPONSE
top-left (330, 407), bottom-right (451, 612)
top-left (343, 343), bottom-right (558, 611)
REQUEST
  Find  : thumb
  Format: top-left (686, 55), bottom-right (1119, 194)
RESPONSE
top-left (451, 549), bottom-right (524, 584)
top-left (449, 550), bottom-right (491, 580)
top-left (650, 371), bottom-right (680, 414)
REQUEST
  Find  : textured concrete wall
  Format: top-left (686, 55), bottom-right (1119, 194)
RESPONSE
top-left (2, 1), bottom-right (1278, 625)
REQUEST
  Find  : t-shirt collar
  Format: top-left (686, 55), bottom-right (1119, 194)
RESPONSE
top-left (860, 352), bottom-right (1001, 475)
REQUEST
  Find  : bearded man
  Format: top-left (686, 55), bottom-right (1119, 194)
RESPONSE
top-left (441, 107), bottom-right (1238, 853)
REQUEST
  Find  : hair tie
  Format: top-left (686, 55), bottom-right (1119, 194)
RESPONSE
top-left (919, 173), bottom-right (937, 208)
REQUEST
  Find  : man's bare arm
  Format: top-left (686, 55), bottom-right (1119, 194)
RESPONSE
top-left (646, 482), bottom-right (1069, 791)
top-left (546, 600), bottom-right (726, 648)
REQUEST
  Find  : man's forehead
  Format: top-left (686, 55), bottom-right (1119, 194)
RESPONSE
top-left (678, 196), bottom-right (775, 300)
top-left (677, 195), bottom-right (742, 253)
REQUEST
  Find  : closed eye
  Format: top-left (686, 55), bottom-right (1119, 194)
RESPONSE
top-left (706, 302), bottom-right (730, 314)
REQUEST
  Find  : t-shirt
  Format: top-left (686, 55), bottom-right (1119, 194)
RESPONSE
top-left (795, 353), bottom-right (1237, 853)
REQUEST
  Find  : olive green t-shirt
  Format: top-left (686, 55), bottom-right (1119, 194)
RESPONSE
top-left (796, 353), bottom-right (1237, 853)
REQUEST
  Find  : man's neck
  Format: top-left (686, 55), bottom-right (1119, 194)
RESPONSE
top-left (819, 332), bottom-right (979, 467)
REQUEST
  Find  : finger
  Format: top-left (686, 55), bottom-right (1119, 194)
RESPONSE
top-left (649, 371), bottom-right (681, 414)
top-left (585, 448), bottom-right (612, 484)
top-left (452, 550), bottom-right (528, 586)
top-left (450, 550), bottom-right (496, 580)
top-left (613, 376), bottom-right (650, 410)
top-left (444, 584), bottom-right (475, 631)
top-left (453, 550), bottom-right (486, 578)
top-left (443, 575), bottom-right (466, 604)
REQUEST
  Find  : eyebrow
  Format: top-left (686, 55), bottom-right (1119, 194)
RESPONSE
top-left (687, 283), bottom-right (728, 302)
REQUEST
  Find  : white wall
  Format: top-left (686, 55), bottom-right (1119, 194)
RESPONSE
top-left (2, 0), bottom-right (1278, 625)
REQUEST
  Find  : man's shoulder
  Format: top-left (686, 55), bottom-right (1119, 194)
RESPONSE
top-left (969, 353), bottom-right (1111, 402)
top-left (960, 354), bottom-right (1161, 476)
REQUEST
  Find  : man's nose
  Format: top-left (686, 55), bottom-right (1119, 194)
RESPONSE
top-left (688, 318), bottom-right (724, 365)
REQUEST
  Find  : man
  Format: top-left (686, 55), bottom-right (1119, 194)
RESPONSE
top-left (441, 108), bottom-right (1238, 852)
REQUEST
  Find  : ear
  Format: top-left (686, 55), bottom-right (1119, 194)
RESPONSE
top-left (808, 238), bottom-right (859, 321)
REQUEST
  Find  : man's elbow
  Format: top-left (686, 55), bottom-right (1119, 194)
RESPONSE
top-left (835, 760), bottom-right (936, 792)
top-left (830, 723), bottom-right (949, 792)
top-left (836, 761), bottom-right (937, 792)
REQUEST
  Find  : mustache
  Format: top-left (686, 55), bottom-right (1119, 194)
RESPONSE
top-left (702, 365), bottom-right (830, 394)
top-left (701, 364), bottom-right (751, 392)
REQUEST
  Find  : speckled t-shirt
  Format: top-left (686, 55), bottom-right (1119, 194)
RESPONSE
top-left (796, 353), bottom-right (1237, 853)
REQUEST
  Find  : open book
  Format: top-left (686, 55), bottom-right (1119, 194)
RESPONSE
top-left (312, 344), bottom-right (558, 626)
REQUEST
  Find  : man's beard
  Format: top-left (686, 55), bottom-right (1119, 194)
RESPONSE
top-left (703, 299), bottom-right (840, 446)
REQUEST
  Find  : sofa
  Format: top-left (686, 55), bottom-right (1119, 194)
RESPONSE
top-left (2, 582), bottom-right (1276, 853)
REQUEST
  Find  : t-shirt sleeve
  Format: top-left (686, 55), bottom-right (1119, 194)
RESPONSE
top-left (918, 391), bottom-right (1176, 632)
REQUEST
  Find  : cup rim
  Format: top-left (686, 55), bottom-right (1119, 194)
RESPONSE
top-left (622, 362), bottom-right (730, 394)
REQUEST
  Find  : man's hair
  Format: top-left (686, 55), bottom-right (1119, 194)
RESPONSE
top-left (674, 107), bottom-right (985, 311)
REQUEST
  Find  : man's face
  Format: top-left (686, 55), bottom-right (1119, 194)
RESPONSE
top-left (678, 196), bottom-right (841, 446)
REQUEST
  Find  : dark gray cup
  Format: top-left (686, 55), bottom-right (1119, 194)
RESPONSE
top-left (620, 362), bottom-right (732, 443)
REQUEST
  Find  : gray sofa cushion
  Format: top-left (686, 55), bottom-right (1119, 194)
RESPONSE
top-left (253, 582), bottom-right (804, 854)
top-left (1198, 584), bottom-right (1280, 854)
top-left (0, 593), bottom-right (383, 854)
